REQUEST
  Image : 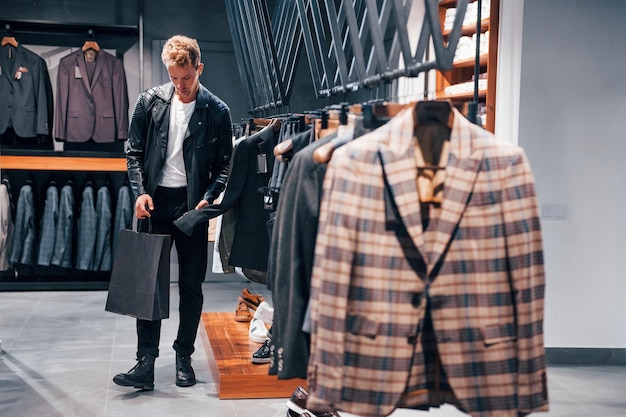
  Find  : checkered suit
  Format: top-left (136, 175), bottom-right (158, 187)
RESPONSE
top-left (306, 107), bottom-right (548, 417)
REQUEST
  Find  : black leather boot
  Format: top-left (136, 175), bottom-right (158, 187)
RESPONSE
top-left (112, 355), bottom-right (156, 391)
top-left (175, 353), bottom-right (196, 387)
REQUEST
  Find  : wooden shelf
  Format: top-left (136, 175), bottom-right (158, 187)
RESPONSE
top-left (0, 155), bottom-right (127, 171)
top-left (201, 311), bottom-right (306, 399)
top-left (439, 89), bottom-right (487, 100)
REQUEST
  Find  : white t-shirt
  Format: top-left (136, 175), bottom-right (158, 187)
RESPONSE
top-left (159, 94), bottom-right (196, 188)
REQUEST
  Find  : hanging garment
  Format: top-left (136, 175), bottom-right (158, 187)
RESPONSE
top-left (51, 181), bottom-right (74, 268)
top-left (93, 184), bottom-right (112, 271)
top-left (174, 122), bottom-right (278, 271)
top-left (0, 179), bottom-right (15, 270)
top-left (54, 49), bottom-right (128, 143)
top-left (37, 181), bottom-right (59, 266)
top-left (306, 106), bottom-right (548, 417)
top-left (9, 182), bottom-right (36, 266)
top-left (0, 43), bottom-right (53, 142)
top-left (112, 184), bottom-right (133, 257)
top-left (76, 183), bottom-right (97, 270)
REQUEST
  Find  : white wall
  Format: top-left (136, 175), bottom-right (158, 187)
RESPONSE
top-left (516, 0), bottom-right (626, 347)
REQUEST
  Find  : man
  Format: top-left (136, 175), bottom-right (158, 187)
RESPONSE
top-left (113, 35), bottom-right (233, 390)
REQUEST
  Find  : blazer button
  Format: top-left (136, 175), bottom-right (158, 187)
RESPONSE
top-left (411, 293), bottom-right (422, 307)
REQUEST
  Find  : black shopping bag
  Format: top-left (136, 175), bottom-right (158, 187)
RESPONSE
top-left (105, 229), bottom-right (171, 320)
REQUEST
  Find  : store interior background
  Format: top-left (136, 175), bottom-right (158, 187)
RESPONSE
top-left (2, 0), bottom-right (626, 363)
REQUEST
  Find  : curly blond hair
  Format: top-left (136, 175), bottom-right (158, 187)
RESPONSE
top-left (161, 35), bottom-right (201, 69)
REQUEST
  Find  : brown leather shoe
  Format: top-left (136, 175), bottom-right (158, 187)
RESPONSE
top-left (235, 301), bottom-right (252, 322)
top-left (238, 288), bottom-right (265, 311)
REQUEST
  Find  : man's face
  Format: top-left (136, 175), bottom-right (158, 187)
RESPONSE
top-left (167, 62), bottom-right (204, 103)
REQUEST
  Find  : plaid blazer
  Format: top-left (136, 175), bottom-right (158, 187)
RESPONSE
top-left (306, 107), bottom-right (548, 417)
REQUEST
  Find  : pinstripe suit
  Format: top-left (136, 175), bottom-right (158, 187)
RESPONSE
top-left (9, 183), bottom-right (36, 265)
top-left (51, 182), bottom-right (74, 268)
top-left (306, 107), bottom-right (548, 417)
top-left (37, 182), bottom-right (59, 266)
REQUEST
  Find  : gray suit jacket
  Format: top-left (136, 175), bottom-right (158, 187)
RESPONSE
top-left (9, 183), bottom-right (36, 265)
top-left (76, 184), bottom-right (97, 270)
top-left (112, 184), bottom-right (133, 257)
top-left (37, 182), bottom-right (59, 266)
top-left (0, 182), bottom-right (14, 270)
top-left (51, 182), bottom-right (74, 268)
top-left (0, 44), bottom-right (52, 139)
top-left (54, 49), bottom-right (128, 143)
top-left (94, 185), bottom-right (112, 271)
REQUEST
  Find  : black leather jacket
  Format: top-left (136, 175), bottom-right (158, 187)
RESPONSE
top-left (126, 83), bottom-right (233, 208)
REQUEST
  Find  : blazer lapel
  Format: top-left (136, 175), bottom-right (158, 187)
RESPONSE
top-left (90, 51), bottom-right (104, 87)
top-left (377, 108), bottom-right (429, 265)
top-left (427, 109), bottom-right (484, 274)
top-left (75, 51), bottom-right (92, 93)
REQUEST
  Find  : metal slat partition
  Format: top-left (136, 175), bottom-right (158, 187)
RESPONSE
top-left (224, 0), bottom-right (468, 114)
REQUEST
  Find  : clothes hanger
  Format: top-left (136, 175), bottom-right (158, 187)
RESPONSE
top-left (2, 24), bottom-right (18, 48)
top-left (81, 29), bottom-right (100, 52)
top-left (1, 36), bottom-right (18, 48)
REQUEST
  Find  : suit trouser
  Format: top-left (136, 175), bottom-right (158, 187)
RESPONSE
top-left (136, 186), bottom-right (208, 358)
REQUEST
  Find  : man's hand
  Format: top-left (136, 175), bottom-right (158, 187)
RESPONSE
top-left (135, 194), bottom-right (154, 219)
top-left (194, 199), bottom-right (209, 210)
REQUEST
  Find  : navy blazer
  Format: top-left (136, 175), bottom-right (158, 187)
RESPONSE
top-left (54, 49), bottom-right (128, 143)
top-left (0, 44), bottom-right (52, 140)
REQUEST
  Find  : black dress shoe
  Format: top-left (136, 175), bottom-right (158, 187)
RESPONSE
top-left (252, 339), bottom-right (271, 364)
top-left (176, 353), bottom-right (196, 387)
top-left (113, 355), bottom-right (155, 391)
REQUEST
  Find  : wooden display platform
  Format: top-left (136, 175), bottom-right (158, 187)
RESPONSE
top-left (201, 311), bottom-right (306, 399)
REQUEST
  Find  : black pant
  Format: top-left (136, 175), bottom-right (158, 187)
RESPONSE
top-left (136, 186), bottom-right (208, 358)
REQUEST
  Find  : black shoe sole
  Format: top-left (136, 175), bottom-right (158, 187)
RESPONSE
top-left (176, 379), bottom-right (196, 387)
top-left (112, 375), bottom-right (154, 391)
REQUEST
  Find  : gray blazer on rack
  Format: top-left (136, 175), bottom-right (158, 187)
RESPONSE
top-left (54, 49), bottom-right (128, 143)
top-left (0, 182), bottom-right (14, 271)
top-left (93, 185), bottom-right (112, 271)
top-left (112, 185), bottom-right (133, 257)
top-left (51, 182), bottom-right (74, 269)
top-left (9, 183), bottom-right (36, 266)
top-left (37, 183), bottom-right (59, 266)
top-left (76, 184), bottom-right (97, 270)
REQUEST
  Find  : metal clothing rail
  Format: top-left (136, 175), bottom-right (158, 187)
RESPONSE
top-left (224, 0), bottom-right (468, 114)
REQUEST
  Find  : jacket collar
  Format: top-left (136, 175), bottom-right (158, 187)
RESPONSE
top-left (378, 105), bottom-right (485, 274)
top-left (155, 82), bottom-right (213, 110)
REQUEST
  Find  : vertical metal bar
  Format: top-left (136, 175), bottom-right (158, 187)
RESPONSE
top-left (323, 0), bottom-right (350, 90)
top-left (296, 0), bottom-right (324, 95)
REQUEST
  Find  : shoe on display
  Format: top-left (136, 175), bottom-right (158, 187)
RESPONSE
top-left (175, 353), bottom-right (196, 387)
top-left (239, 287), bottom-right (265, 311)
top-left (235, 300), bottom-right (253, 322)
top-left (285, 385), bottom-right (341, 417)
top-left (249, 317), bottom-right (270, 343)
top-left (251, 338), bottom-right (272, 364)
top-left (253, 300), bottom-right (274, 326)
top-left (112, 354), bottom-right (156, 391)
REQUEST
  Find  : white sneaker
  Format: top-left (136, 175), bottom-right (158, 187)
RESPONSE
top-left (249, 317), bottom-right (269, 343)
top-left (253, 301), bottom-right (274, 327)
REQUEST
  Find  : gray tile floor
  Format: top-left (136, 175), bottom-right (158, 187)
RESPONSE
top-left (1, 276), bottom-right (625, 417)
